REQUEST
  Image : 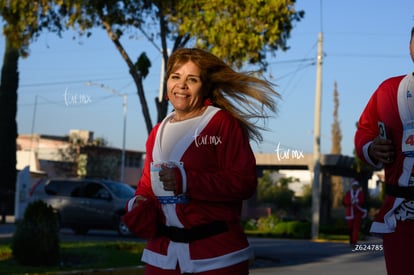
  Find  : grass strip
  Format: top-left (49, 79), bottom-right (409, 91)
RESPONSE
top-left (0, 238), bottom-right (145, 275)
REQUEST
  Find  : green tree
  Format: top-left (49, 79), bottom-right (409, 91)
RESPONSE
top-left (0, 0), bottom-right (64, 220)
top-left (59, 0), bottom-right (304, 128)
top-left (330, 81), bottom-right (343, 208)
top-left (56, 134), bottom-right (116, 179)
top-left (331, 81), bottom-right (342, 154)
top-left (257, 170), bottom-right (298, 210)
top-left (257, 170), bottom-right (276, 203)
top-left (158, 0), bottom-right (304, 121)
top-left (0, 0), bottom-right (304, 219)
top-left (170, 0), bottom-right (304, 70)
top-left (57, 0), bottom-right (154, 133)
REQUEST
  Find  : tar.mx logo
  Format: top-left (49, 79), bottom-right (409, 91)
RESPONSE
top-left (274, 142), bottom-right (304, 161)
top-left (63, 88), bottom-right (92, 106)
top-left (193, 127), bottom-right (222, 147)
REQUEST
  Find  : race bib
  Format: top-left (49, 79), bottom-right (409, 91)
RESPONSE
top-left (150, 161), bottom-right (185, 198)
top-left (402, 120), bottom-right (414, 156)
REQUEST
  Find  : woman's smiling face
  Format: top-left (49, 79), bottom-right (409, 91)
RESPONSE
top-left (167, 61), bottom-right (205, 118)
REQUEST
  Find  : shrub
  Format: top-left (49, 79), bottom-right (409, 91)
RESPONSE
top-left (242, 219), bottom-right (258, 231)
top-left (319, 218), bottom-right (348, 235)
top-left (253, 215), bottom-right (311, 238)
top-left (256, 215), bottom-right (280, 232)
top-left (11, 200), bottom-right (60, 266)
top-left (273, 221), bottom-right (311, 238)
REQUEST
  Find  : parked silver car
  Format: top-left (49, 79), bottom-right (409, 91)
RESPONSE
top-left (29, 178), bottom-right (135, 236)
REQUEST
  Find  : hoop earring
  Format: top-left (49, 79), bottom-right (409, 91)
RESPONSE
top-left (204, 98), bottom-right (212, 106)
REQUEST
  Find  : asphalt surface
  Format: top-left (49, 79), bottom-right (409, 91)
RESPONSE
top-left (249, 237), bottom-right (386, 275)
top-left (0, 217), bottom-right (387, 275)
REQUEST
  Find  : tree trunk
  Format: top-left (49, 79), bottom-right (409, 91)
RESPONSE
top-left (102, 20), bottom-right (153, 134)
top-left (0, 38), bottom-right (19, 221)
top-left (331, 175), bottom-right (343, 208)
top-left (155, 94), bottom-right (168, 123)
top-left (129, 69), bottom-right (153, 134)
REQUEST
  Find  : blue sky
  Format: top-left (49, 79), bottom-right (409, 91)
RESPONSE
top-left (5, 0), bottom-right (414, 157)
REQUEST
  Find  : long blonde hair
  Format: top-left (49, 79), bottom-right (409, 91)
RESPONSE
top-left (166, 48), bottom-right (280, 142)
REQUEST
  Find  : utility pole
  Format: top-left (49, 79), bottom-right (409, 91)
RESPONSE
top-left (30, 94), bottom-right (38, 156)
top-left (312, 31), bottom-right (323, 240)
top-left (120, 94), bottom-right (127, 182)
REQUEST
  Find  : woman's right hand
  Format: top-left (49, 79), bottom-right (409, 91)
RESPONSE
top-left (131, 195), bottom-right (147, 209)
top-left (368, 136), bottom-right (395, 164)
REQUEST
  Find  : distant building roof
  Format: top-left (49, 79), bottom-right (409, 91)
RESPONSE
top-left (16, 150), bottom-right (47, 175)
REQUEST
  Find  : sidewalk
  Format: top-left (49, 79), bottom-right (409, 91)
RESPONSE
top-left (1, 218), bottom-right (386, 275)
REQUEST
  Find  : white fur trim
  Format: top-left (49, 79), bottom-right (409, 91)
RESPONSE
top-left (142, 244), bottom-right (253, 273)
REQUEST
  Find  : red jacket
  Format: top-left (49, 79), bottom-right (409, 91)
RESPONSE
top-left (131, 107), bottom-right (257, 272)
top-left (354, 75), bottom-right (409, 233)
top-left (343, 189), bottom-right (367, 220)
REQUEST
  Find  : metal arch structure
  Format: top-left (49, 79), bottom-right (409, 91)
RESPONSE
top-left (253, 153), bottom-right (378, 226)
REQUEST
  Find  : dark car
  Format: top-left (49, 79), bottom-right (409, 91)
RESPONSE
top-left (29, 177), bottom-right (135, 236)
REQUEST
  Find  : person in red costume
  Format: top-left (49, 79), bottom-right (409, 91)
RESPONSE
top-left (354, 27), bottom-right (414, 275)
top-left (343, 180), bottom-right (367, 245)
top-left (123, 48), bottom-right (279, 275)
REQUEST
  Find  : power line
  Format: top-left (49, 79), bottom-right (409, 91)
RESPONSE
top-left (328, 53), bottom-right (406, 59)
top-left (268, 58), bottom-right (315, 65)
top-left (18, 94), bottom-right (117, 108)
top-left (19, 76), bottom-right (130, 88)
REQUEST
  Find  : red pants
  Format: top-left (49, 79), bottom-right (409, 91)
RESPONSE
top-left (383, 221), bottom-right (414, 275)
top-left (347, 217), bottom-right (362, 244)
top-left (144, 260), bottom-right (249, 275)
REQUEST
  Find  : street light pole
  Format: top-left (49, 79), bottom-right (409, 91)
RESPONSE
top-left (120, 94), bottom-right (127, 182)
top-left (312, 31), bottom-right (323, 240)
top-left (85, 82), bottom-right (127, 182)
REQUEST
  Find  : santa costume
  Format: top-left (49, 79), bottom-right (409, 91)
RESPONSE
top-left (124, 106), bottom-right (257, 274)
top-left (355, 72), bottom-right (414, 275)
top-left (343, 180), bottom-right (367, 245)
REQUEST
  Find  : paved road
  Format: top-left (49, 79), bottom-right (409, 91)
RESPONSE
top-left (1, 218), bottom-right (387, 275)
top-left (249, 237), bottom-right (386, 275)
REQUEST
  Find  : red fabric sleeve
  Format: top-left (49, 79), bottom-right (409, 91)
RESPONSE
top-left (122, 197), bottom-right (163, 239)
top-left (184, 111), bottom-right (257, 202)
top-left (354, 90), bottom-right (381, 163)
top-left (343, 191), bottom-right (351, 207)
top-left (354, 76), bottom-right (404, 165)
top-left (135, 124), bottom-right (160, 198)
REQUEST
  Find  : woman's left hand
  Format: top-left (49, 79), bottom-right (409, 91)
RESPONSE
top-left (159, 167), bottom-right (177, 192)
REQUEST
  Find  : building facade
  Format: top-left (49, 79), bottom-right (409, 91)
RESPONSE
top-left (17, 130), bottom-right (145, 187)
